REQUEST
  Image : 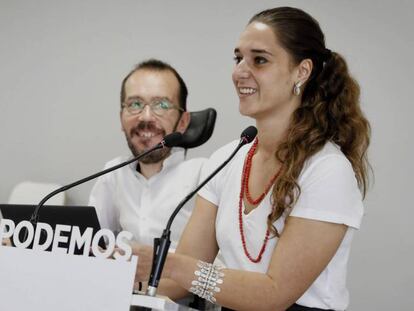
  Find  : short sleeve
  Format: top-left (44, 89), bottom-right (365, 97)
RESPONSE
top-left (290, 154), bottom-right (364, 229)
top-left (198, 140), bottom-right (241, 206)
top-left (88, 161), bottom-right (122, 233)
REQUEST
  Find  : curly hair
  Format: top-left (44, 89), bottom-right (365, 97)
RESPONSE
top-left (249, 7), bottom-right (371, 237)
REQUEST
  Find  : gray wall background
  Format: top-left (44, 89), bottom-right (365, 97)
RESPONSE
top-left (0, 0), bottom-right (412, 309)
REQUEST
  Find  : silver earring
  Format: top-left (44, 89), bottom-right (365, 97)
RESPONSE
top-left (293, 82), bottom-right (302, 96)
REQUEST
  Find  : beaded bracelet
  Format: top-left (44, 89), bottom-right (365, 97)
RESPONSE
top-left (189, 260), bottom-right (225, 303)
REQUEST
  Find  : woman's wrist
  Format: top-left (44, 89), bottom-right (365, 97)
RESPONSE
top-left (164, 252), bottom-right (195, 282)
top-left (163, 252), bottom-right (177, 279)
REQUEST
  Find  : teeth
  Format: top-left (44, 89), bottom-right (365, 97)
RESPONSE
top-left (239, 87), bottom-right (257, 95)
top-left (139, 132), bottom-right (158, 138)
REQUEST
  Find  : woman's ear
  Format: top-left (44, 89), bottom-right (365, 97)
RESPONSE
top-left (297, 58), bottom-right (313, 85)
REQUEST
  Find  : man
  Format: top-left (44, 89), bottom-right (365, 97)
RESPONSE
top-left (89, 59), bottom-right (206, 249)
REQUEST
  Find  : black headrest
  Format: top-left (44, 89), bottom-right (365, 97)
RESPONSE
top-left (178, 108), bottom-right (217, 149)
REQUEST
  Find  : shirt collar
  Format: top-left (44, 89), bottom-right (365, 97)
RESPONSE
top-left (160, 147), bottom-right (186, 169)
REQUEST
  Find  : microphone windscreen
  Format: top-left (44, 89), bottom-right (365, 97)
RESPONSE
top-left (163, 132), bottom-right (183, 147)
top-left (240, 126), bottom-right (257, 143)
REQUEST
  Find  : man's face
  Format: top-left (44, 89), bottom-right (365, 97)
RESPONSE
top-left (120, 69), bottom-right (189, 163)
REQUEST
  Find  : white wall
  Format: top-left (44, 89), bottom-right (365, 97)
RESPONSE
top-left (1, 0), bottom-right (413, 309)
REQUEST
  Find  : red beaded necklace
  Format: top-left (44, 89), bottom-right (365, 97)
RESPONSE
top-left (239, 138), bottom-right (282, 263)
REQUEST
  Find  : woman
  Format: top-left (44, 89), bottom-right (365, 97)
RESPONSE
top-left (134, 7), bottom-right (370, 311)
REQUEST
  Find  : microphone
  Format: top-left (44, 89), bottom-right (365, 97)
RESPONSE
top-left (146, 126), bottom-right (257, 296)
top-left (240, 125), bottom-right (258, 145)
top-left (29, 132), bottom-right (183, 226)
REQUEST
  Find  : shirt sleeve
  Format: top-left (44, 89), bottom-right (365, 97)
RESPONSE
top-left (198, 140), bottom-right (240, 206)
top-left (290, 154), bottom-right (364, 229)
top-left (88, 172), bottom-right (121, 234)
top-left (197, 152), bottom-right (221, 206)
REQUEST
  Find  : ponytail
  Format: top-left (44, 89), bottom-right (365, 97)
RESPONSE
top-left (302, 52), bottom-right (371, 197)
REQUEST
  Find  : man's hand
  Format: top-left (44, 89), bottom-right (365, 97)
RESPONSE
top-left (1, 238), bottom-right (12, 246)
top-left (131, 243), bottom-right (154, 283)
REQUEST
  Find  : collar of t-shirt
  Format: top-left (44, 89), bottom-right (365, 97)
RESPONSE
top-left (128, 147), bottom-right (185, 182)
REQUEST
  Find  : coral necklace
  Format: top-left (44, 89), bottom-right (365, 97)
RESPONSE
top-left (239, 138), bottom-right (282, 263)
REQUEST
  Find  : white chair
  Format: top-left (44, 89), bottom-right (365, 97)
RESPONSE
top-left (8, 181), bottom-right (66, 205)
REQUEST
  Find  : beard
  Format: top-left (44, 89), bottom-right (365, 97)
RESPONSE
top-left (125, 121), bottom-right (172, 164)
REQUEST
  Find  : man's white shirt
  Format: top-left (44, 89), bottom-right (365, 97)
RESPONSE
top-left (89, 148), bottom-right (206, 249)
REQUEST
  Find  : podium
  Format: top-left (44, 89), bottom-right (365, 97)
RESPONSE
top-left (131, 293), bottom-right (198, 310)
top-left (0, 245), bottom-right (201, 311)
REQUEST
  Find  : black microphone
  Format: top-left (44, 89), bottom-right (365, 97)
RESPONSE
top-left (29, 132), bottom-right (183, 226)
top-left (240, 125), bottom-right (258, 145)
top-left (146, 126), bottom-right (257, 296)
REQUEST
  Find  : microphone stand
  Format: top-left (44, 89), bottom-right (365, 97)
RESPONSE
top-left (29, 133), bottom-right (182, 227)
top-left (146, 136), bottom-right (253, 297)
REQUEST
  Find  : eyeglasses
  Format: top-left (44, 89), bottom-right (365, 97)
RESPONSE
top-left (122, 98), bottom-right (184, 116)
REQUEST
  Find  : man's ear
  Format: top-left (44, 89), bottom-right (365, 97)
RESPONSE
top-left (176, 111), bottom-right (191, 134)
top-left (120, 111), bottom-right (126, 132)
top-left (296, 58), bottom-right (313, 85)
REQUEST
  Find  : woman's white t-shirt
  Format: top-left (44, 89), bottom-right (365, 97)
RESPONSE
top-left (198, 140), bottom-right (363, 310)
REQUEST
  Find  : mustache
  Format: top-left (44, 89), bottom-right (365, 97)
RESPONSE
top-left (136, 121), bottom-right (161, 131)
top-left (131, 121), bottom-right (164, 135)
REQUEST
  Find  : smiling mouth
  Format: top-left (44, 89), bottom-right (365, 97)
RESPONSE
top-left (131, 121), bottom-right (165, 140)
top-left (137, 131), bottom-right (161, 139)
top-left (238, 87), bottom-right (257, 96)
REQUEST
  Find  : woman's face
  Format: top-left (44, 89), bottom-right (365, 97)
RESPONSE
top-left (232, 22), bottom-right (299, 120)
